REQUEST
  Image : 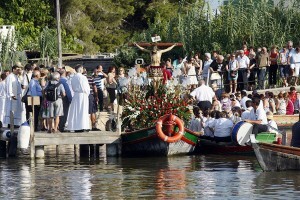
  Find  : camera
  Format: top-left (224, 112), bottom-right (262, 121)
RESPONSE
top-left (135, 58), bottom-right (144, 65)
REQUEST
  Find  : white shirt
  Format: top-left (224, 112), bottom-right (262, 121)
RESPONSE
top-left (268, 120), bottom-right (278, 133)
top-left (188, 117), bottom-right (202, 132)
top-left (237, 55), bottom-right (250, 69)
top-left (22, 72), bottom-right (32, 89)
top-left (291, 53), bottom-right (300, 64)
top-left (204, 118), bottom-right (215, 137)
top-left (249, 106), bottom-right (268, 125)
top-left (210, 118), bottom-right (233, 137)
top-left (288, 48), bottom-right (296, 58)
top-left (190, 84), bottom-right (215, 103)
top-left (232, 100), bottom-right (241, 108)
top-left (240, 96), bottom-right (251, 110)
top-left (202, 59), bottom-right (213, 77)
top-left (241, 107), bottom-right (253, 120)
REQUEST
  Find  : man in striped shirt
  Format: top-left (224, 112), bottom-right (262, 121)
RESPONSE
top-left (93, 65), bottom-right (107, 112)
top-left (86, 69), bottom-right (100, 131)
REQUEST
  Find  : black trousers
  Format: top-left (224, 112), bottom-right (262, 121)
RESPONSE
top-left (197, 101), bottom-right (212, 112)
top-left (237, 68), bottom-right (248, 91)
top-left (253, 124), bottom-right (268, 136)
top-left (97, 89), bottom-right (104, 111)
top-left (214, 136), bottom-right (232, 143)
top-left (59, 96), bottom-right (70, 132)
top-left (268, 64), bottom-right (278, 85)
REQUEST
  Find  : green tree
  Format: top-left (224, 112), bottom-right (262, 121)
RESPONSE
top-left (0, 0), bottom-right (55, 50)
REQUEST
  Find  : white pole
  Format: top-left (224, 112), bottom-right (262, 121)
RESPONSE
top-left (56, 0), bottom-right (62, 67)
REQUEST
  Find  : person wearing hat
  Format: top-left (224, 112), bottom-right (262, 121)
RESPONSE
top-left (266, 111), bottom-right (278, 133)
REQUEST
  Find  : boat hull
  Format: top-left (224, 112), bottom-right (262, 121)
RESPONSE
top-left (121, 127), bottom-right (198, 156)
top-left (252, 142), bottom-right (300, 171)
top-left (195, 139), bottom-right (253, 155)
top-left (195, 132), bottom-right (276, 155)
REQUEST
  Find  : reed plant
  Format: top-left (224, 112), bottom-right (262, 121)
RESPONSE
top-left (0, 30), bottom-right (26, 70)
top-left (116, 0), bottom-right (300, 66)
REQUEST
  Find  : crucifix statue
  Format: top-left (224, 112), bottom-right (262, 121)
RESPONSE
top-left (133, 42), bottom-right (178, 68)
top-left (129, 36), bottom-right (182, 90)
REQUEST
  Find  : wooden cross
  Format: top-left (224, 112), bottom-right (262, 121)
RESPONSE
top-left (128, 42), bottom-right (183, 47)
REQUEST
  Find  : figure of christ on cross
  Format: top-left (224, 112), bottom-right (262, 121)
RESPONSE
top-left (133, 42), bottom-right (178, 67)
top-left (130, 41), bottom-right (182, 91)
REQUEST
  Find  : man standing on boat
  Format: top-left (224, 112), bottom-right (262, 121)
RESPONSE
top-left (245, 97), bottom-right (268, 135)
top-left (190, 79), bottom-right (215, 111)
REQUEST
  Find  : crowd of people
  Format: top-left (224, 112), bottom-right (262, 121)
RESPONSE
top-left (0, 63), bottom-right (116, 133)
top-left (188, 79), bottom-right (299, 142)
top-left (166, 40), bottom-right (300, 94)
top-left (1, 40), bottom-right (300, 137)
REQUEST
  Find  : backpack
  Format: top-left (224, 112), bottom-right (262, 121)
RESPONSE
top-left (45, 82), bottom-right (61, 101)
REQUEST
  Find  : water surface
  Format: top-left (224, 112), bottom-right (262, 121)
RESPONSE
top-left (0, 146), bottom-right (300, 199)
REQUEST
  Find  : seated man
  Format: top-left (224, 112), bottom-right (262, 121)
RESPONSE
top-left (245, 97), bottom-right (268, 135)
top-left (209, 111), bottom-right (234, 142)
top-left (241, 100), bottom-right (253, 120)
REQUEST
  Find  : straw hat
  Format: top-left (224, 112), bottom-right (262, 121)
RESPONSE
top-left (15, 62), bottom-right (23, 68)
top-left (65, 66), bottom-right (75, 73)
top-left (266, 111), bottom-right (273, 120)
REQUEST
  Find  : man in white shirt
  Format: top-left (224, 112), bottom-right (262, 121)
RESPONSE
top-left (209, 111), bottom-right (233, 142)
top-left (240, 90), bottom-right (251, 110)
top-left (241, 100), bottom-right (253, 120)
top-left (237, 50), bottom-right (250, 91)
top-left (245, 97), bottom-right (268, 135)
top-left (190, 79), bottom-right (215, 111)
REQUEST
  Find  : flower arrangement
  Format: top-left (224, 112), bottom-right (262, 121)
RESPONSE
top-left (121, 83), bottom-right (192, 131)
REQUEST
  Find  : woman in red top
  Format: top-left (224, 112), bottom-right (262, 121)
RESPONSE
top-left (284, 93), bottom-right (295, 115)
top-left (269, 46), bottom-right (279, 88)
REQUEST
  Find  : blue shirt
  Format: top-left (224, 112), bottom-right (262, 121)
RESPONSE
top-left (28, 79), bottom-right (42, 97)
top-left (59, 77), bottom-right (72, 103)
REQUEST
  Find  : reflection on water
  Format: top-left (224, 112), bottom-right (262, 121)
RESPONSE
top-left (0, 146), bottom-right (300, 199)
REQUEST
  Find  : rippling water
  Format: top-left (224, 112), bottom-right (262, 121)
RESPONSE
top-left (1, 146), bottom-right (300, 199)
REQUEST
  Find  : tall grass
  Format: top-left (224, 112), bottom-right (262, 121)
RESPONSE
top-left (177, 0), bottom-right (300, 54)
top-left (0, 30), bottom-right (26, 70)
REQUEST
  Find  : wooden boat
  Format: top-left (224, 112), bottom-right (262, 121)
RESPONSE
top-left (251, 119), bottom-right (300, 171)
top-left (251, 141), bottom-right (300, 171)
top-left (196, 132), bottom-right (277, 155)
top-left (194, 115), bottom-right (298, 155)
top-left (121, 126), bottom-right (199, 156)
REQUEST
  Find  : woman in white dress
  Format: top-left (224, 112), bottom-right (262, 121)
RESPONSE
top-left (184, 58), bottom-right (198, 89)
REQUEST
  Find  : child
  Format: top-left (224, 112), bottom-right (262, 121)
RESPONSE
top-left (203, 110), bottom-right (216, 138)
top-left (266, 111), bottom-right (278, 133)
top-left (188, 106), bottom-right (204, 134)
top-left (221, 93), bottom-right (231, 111)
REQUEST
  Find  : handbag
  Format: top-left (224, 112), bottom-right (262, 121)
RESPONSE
top-left (230, 71), bottom-right (237, 78)
top-left (210, 72), bottom-right (221, 80)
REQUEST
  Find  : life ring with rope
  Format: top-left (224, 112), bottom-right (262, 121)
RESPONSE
top-left (155, 114), bottom-right (184, 143)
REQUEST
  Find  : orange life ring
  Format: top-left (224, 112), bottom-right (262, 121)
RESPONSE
top-left (156, 114), bottom-right (184, 143)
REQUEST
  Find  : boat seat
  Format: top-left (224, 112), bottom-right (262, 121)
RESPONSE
top-left (256, 132), bottom-right (276, 144)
